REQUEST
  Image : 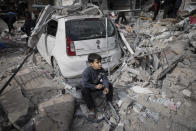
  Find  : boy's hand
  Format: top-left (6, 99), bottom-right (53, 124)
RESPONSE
top-left (103, 88), bottom-right (109, 94)
top-left (96, 84), bottom-right (103, 89)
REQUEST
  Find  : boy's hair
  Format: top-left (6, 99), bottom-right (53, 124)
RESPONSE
top-left (88, 53), bottom-right (102, 63)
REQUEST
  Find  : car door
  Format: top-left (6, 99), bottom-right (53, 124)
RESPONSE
top-left (37, 20), bottom-right (58, 63)
top-left (28, 5), bottom-right (56, 48)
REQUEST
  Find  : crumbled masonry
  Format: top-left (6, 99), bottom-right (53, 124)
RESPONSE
top-left (1, 2), bottom-right (196, 131)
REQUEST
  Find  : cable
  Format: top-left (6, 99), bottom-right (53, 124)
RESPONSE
top-left (0, 48), bottom-right (36, 95)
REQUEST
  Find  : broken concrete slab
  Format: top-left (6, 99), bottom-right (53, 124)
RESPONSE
top-left (188, 30), bottom-right (196, 48)
top-left (163, 67), bottom-right (196, 92)
top-left (170, 39), bottom-right (189, 55)
top-left (117, 71), bottom-right (134, 86)
top-left (131, 86), bottom-right (153, 94)
top-left (124, 67), bottom-right (150, 82)
top-left (101, 122), bottom-right (111, 131)
top-left (119, 97), bottom-right (134, 116)
top-left (182, 89), bottom-right (192, 97)
top-left (115, 123), bottom-right (124, 131)
top-left (15, 68), bottom-right (62, 104)
top-left (37, 94), bottom-right (75, 131)
top-left (35, 116), bottom-right (57, 131)
top-left (0, 80), bottom-right (33, 130)
top-left (153, 55), bottom-right (183, 80)
top-left (119, 32), bottom-right (135, 55)
top-left (151, 23), bottom-right (168, 35)
top-left (0, 104), bottom-right (17, 131)
top-left (151, 32), bottom-right (171, 41)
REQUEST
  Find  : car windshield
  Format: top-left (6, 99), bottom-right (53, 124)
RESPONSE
top-left (66, 18), bottom-right (115, 41)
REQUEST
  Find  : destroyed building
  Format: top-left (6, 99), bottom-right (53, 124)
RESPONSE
top-left (0, 0), bottom-right (196, 131)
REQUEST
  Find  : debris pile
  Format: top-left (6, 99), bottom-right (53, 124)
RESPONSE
top-left (107, 16), bottom-right (196, 130)
top-left (0, 20), bottom-right (27, 44)
top-left (1, 3), bottom-right (196, 131)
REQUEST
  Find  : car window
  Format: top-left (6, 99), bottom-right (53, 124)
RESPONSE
top-left (47, 20), bottom-right (58, 37)
top-left (66, 18), bottom-right (115, 41)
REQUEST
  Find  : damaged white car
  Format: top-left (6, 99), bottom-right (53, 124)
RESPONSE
top-left (28, 4), bottom-right (122, 78)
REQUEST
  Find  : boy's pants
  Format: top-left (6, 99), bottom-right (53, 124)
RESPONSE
top-left (81, 83), bottom-right (113, 109)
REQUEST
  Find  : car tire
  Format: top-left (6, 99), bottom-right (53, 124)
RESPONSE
top-left (53, 58), bottom-right (61, 77)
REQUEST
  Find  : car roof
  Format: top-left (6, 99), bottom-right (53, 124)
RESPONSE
top-left (53, 14), bottom-right (104, 21)
top-left (51, 4), bottom-right (104, 20)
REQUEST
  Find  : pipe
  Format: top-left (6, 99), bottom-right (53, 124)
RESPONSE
top-left (105, 16), bottom-right (110, 76)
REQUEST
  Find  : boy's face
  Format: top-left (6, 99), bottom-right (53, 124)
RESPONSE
top-left (90, 59), bottom-right (102, 70)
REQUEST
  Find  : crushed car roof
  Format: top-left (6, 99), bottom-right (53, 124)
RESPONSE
top-left (50, 4), bottom-right (104, 19)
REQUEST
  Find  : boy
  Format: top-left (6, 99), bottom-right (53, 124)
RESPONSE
top-left (81, 53), bottom-right (113, 117)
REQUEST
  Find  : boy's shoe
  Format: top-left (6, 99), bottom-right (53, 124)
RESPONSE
top-left (88, 109), bottom-right (96, 119)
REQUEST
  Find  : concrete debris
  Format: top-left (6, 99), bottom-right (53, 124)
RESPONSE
top-left (188, 30), bottom-right (196, 49)
top-left (156, 98), bottom-right (177, 111)
top-left (119, 97), bottom-right (134, 114)
top-left (145, 108), bottom-right (159, 122)
top-left (37, 94), bottom-right (75, 131)
top-left (133, 103), bottom-right (159, 123)
top-left (125, 67), bottom-right (151, 82)
top-left (153, 55), bottom-right (183, 80)
top-left (131, 86), bottom-right (153, 94)
top-left (110, 117), bottom-right (117, 125)
top-left (115, 122), bottom-right (124, 131)
top-left (101, 122), bottom-right (111, 131)
top-left (184, 2), bottom-right (196, 12)
top-left (182, 89), bottom-right (192, 97)
top-left (119, 32), bottom-right (135, 55)
top-left (152, 32), bottom-right (171, 40)
top-left (0, 84), bottom-right (32, 130)
top-left (1, 2), bottom-right (196, 131)
top-left (133, 103), bottom-right (145, 113)
top-left (151, 23), bottom-right (168, 35)
top-left (176, 101), bottom-right (182, 108)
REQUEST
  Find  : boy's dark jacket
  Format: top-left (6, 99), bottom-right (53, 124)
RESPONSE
top-left (82, 66), bottom-right (109, 90)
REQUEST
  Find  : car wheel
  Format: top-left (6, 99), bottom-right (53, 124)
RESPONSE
top-left (53, 58), bottom-right (61, 77)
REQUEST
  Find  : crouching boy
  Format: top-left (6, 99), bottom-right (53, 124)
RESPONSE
top-left (81, 53), bottom-right (113, 117)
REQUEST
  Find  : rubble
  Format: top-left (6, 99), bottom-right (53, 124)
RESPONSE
top-left (101, 122), bottom-right (111, 131)
top-left (119, 97), bottom-right (134, 116)
top-left (115, 123), bottom-right (124, 131)
top-left (37, 94), bottom-right (75, 131)
top-left (188, 30), bottom-right (196, 49)
top-left (1, 2), bottom-right (196, 131)
top-left (108, 7), bottom-right (196, 130)
top-left (0, 82), bottom-right (33, 130)
top-left (153, 55), bottom-right (183, 80)
top-left (131, 86), bottom-right (153, 94)
top-left (182, 89), bottom-right (192, 97)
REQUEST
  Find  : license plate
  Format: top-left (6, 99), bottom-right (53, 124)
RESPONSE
top-left (102, 56), bottom-right (111, 64)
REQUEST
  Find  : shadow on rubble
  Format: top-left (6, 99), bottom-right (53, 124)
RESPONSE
top-left (0, 105), bottom-right (17, 131)
top-left (0, 103), bottom-right (36, 131)
top-left (36, 102), bottom-right (74, 131)
top-left (21, 86), bottom-right (63, 105)
top-left (0, 47), bottom-right (27, 58)
top-left (0, 40), bottom-right (28, 57)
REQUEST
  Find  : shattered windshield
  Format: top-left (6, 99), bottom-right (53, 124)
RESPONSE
top-left (66, 18), bottom-right (115, 41)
